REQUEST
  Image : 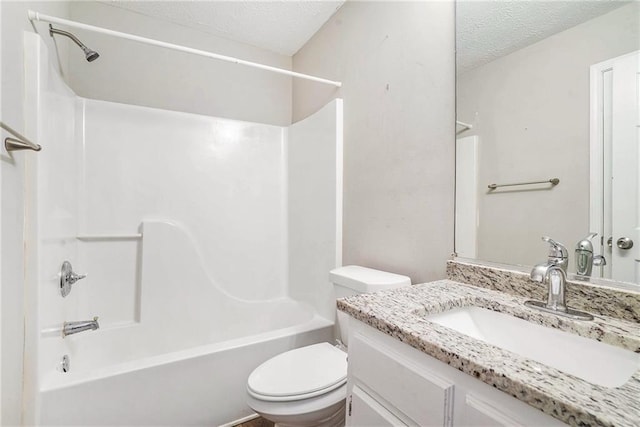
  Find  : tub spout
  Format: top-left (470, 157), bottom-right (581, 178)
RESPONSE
top-left (63, 317), bottom-right (99, 337)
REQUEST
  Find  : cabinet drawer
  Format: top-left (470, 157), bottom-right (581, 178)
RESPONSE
top-left (348, 386), bottom-right (407, 426)
top-left (349, 331), bottom-right (454, 426)
top-left (458, 393), bottom-right (524, 427)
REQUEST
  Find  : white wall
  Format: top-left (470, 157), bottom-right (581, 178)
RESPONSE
top-left (65, 1), bottom-right (292, 126)
top-left (293, 1), bottom-right (456, 283)
top-left (1, 2), bottom-right (70, 425)
top-left (457, 3), bottom-right (640, 267)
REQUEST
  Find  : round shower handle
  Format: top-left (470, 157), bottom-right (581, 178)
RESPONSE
top-left (60, 261), bottom-right (87, 297)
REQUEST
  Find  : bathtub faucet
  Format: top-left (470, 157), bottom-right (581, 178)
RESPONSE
top-left (63, 317), bottom-right (100, 337)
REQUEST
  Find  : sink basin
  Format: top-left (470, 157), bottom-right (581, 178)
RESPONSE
top-left (426, 306), bottom-right (640, 387)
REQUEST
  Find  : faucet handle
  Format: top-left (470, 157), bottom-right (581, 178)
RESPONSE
top-left (576, 232), bottom-right (598, 253)
top-left (542, 236), bottom-right (568, 259)
top-left (593, 255), bottom-right (606, 267)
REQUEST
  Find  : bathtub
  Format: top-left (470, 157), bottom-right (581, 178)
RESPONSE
top-left (39, 309), bottom-right (333, 426)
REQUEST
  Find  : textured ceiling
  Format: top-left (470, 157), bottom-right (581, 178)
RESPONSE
top-left (457, 1), bottom-right (631, 75)
top-left (99, 0), bottom-right (345, 56)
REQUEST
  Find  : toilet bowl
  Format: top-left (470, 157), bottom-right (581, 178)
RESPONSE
top-left (247, 343), bottom-right (347, 427)
top-left (246, 266), bottom-right (411, 426)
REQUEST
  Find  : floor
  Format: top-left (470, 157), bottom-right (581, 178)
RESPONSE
top-left (235, 416), bottom-right (274, 427)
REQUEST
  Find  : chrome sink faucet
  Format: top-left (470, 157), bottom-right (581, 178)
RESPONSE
top-left (525, 237), bottom-right (593, 321)
top-left (575, 232), bottom-right (606, 279)
top-left (63, 317), bottom-right (100, 337)
top-left (530, 236), bottom-right (568, 310)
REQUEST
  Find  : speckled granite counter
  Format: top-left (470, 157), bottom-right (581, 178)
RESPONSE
top-left (337, 280), bottom-right (640, 427)
top-left (447, 260), bottom-right (640, 323)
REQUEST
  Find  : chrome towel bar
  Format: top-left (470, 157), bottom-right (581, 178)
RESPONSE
top-left (76, 233), bottom-right (143, 240)
top-left (1, 121), bottom-right (42, 152)
top-left (488, 178), bottom-right (559, 190)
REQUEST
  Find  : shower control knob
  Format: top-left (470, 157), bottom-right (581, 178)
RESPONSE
top-left (616, 237), bottom-right (634, 250)
top-left (60, 261), bottom-right (87, 297)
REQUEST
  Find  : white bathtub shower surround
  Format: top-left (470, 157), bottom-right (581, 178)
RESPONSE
top-left (80, 98), bottom-right (288, 304)
top-left (24, 33), bottom-right (343, 425)
top-left (20, 31), bottom-right (85, 424)
top-left (38, 220), bottom-right (334, 425)
top-left (289, 100), bottom-right (343, 321)
top-left (39, 220), bottom-right (323, 379)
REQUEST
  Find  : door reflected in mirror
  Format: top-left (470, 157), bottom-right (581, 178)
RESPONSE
top-left (454, 1), bottom-right (640, 285)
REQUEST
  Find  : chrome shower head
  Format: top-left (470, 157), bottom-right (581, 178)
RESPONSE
top-left (82, 46), bottom-right (100, 62)
top-left (49, 24), bottom-right (100, 62)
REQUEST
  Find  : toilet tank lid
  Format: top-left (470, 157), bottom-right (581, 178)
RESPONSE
top-left (329, 265), bottom-right (411, 292)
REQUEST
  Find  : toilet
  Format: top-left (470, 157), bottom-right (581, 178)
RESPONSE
top-left (246, 265), bottom-right (411, 427)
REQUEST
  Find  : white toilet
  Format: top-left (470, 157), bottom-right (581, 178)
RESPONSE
top-left (246, 265), bottom-right (411, 427)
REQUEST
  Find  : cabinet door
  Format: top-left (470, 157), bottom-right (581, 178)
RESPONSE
top-left (348, 386), bottom-right (407, 427)
top-left (350, 332), bottom-right (455, 426)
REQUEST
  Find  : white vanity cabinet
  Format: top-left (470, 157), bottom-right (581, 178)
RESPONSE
top-left (345, 319), bottom-right (567, 427)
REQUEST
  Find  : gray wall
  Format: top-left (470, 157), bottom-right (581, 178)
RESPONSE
top-left (68, 1), bottom-right (292, 126)
top-left (457, 3), bottom-right (640, 267)
top-left (1, 2), bottom-right (70, 424)
top-left (293, 1), bottom-right (456, 283)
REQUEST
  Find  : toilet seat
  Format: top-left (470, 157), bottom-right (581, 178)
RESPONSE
top-left (247, 343), bottom-right (347, 402)
top-left (246, 383), bottom-right (346, 425)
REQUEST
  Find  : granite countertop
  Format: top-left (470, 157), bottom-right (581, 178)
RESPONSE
top-left (337, 280), bottom-right (640, 427)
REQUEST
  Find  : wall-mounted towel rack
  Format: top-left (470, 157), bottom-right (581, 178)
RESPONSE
top-left (76, 233), bottom-right (143, 241)
top-left (488, 178), bottom-right (559, 190)
top-left (1, 122), bottom-right (42, 152)
top-left (456, 120), bottom-right (473, 131)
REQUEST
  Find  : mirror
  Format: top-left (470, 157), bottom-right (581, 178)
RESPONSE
top-left (454, 1), bottom-right (640, 285)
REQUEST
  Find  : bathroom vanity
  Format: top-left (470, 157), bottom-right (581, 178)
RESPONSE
top-left (338, 261), bottom-right (640, 426)
top-left (346, 320), bottom-right (567, 426)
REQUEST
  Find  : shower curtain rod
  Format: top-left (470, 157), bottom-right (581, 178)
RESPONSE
top-left (28, 10), bottom-right (343, 88)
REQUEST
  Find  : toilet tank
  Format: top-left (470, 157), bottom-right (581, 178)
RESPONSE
top-left (330, 265), bottom-right (411, 298)
top-left (330, 265), bottom-right (411, 346)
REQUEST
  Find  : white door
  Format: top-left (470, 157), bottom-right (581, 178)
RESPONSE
top-left (591, 51), bottom-right (640, 283)
top-left (611, 52), bottom-right (639, 283)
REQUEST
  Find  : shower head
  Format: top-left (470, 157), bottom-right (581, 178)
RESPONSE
top-left (49, 24), bottom-right (100, 62)
top-left (82, 47), bottom-right (100, 62)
